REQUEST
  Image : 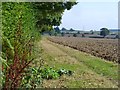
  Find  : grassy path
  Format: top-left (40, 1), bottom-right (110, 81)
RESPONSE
top-left (39, 38), bottom-right (118, 88)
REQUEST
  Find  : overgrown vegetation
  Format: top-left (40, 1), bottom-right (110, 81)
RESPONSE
top-left (1, 2), bottom-right (77, 89)
top-left (2, 2), bottom-right (40, 88)
top-left (21, 67), bottom-right (73, 88)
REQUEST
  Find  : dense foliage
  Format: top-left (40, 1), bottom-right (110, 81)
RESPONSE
top-left (1, 1), bottom-right (77, 88)
top-left (2, 2), bottom-right (40, 88)
top-left (100, 28), bottom-right (110, 37)
top-left (21, 67), bottom-right (72, 88)
top-left (33, 2), bottom-right (77, 32)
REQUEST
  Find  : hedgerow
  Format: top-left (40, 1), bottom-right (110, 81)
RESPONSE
top-left (2, 2), bottom-right (40, 88)
top-left (1, 2), bottom-right (77, 88)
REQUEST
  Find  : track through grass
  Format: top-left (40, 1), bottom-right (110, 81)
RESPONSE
top-left (38, 37), bottom-right (118, 88)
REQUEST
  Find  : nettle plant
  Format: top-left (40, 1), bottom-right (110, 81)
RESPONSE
top-left (2, 2), bottom-right (40, 88)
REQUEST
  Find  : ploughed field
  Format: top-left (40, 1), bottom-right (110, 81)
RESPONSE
top-left (48, 37), bottom-right (118, 63)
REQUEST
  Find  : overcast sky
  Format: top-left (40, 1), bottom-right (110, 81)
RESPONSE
top-left (59, 0), bottom-right (119, 31)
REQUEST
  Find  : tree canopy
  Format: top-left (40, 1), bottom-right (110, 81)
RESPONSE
top-left (32, 2), bottom-right (77, 32)
top-left (100, 28), bottom-right (110, 36)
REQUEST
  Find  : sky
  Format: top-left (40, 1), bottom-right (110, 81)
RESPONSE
top-left (59, 0), bottom-right (119, 31)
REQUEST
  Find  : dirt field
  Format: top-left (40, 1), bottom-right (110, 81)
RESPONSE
top-left (48, 37), bottom-right (118, 63)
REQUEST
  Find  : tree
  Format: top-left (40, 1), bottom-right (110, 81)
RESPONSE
top-left (100, 28), bottom-right (110, 37)
top-left (61, 27), bottom-right (67, 31)
top-left (54, 26), bottom-right (60, 34)
top-left (70, 28), bottom-right (74, 31)
top-left (90, 30), bottom-right (94, 34)
top-left (32, 2), bottom-right (77, 33)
